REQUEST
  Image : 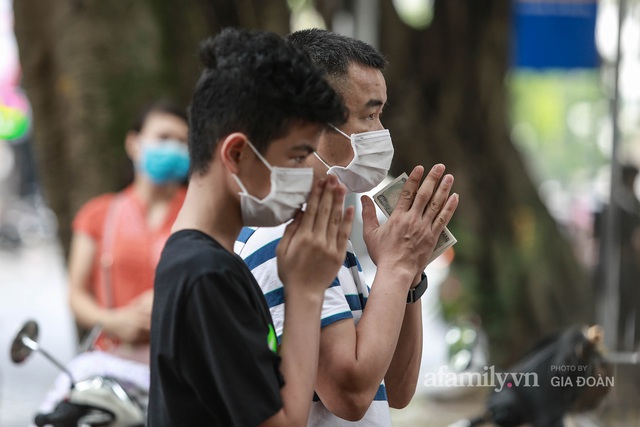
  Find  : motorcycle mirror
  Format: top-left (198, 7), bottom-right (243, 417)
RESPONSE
top-left (10, 320), bottom-right (39, 364)
top-left (9, 320), bottom-right (76, 388)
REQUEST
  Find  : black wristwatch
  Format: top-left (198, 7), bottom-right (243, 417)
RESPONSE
top-left (407, 272), bottom-right (428, 304)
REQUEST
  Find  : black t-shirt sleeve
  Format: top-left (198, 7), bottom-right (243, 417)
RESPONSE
top-left (179, 270), bottom-right (283, 426)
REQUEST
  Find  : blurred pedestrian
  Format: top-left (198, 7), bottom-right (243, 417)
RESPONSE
top-left (68, 100), bottom-right (189, 363)
top-left (594, 164), bottom-right (640, 350)
top-left (616, 165), bottom-right (640, 349)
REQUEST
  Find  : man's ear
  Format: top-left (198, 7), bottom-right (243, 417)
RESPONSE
top-left (219, 133), bottom-right (250, 175)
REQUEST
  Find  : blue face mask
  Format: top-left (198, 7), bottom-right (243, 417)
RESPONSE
top-left (139, 139), bottom-right (190, 184)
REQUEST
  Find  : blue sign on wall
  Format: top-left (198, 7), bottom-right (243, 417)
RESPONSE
top-left (513, 0), bottom-right (599, 69)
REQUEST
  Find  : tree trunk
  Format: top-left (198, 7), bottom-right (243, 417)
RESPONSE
top-left (378, 0), bottom-right (592, 364)
top-left (13, 0), bottom-right (290, 259)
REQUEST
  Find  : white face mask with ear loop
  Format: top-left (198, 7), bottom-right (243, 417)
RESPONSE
top-left (314, 124), bottom-right (394, 193)
top-left (232, 140), bottom-right (314, 227)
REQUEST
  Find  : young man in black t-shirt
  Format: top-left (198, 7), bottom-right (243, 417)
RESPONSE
top-left (148, 29), bottom-right (354, 426)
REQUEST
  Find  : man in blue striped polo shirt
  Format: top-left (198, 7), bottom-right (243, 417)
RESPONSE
top-left (235, 29), bottom-right (459, 426)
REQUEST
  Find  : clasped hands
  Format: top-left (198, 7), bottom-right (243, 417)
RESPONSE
top-left (362, 164), bottom-right (459, 286)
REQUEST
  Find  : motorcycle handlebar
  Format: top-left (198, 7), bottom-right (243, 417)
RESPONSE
top-left (35, 401), bottom-right (85, 427)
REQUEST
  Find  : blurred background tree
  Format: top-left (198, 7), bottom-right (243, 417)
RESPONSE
top-left (12, 0), bottom-right (289, 261)
top-left (376, 0), bottom-right (592, 364)
top-left (13, 0), bottom-right (593, 364)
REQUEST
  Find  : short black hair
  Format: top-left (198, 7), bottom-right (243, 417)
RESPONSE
top-left (130, 100), bottom-right (187, 133)
top-left (286, 29), bottom-right (388, 81)
top-left (188, 28), bottom-right (347, 175)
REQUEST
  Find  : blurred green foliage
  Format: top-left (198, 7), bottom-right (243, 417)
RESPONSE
top-left (508, 70), bottom-right (609, 190)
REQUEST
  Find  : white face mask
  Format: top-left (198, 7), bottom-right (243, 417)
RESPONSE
top-left (314, 125), bottom-right (394, 193)
top-left (232, 141), bottom-right (314, 227)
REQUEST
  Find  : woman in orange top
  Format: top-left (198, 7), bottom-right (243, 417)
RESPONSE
top-left (68, 101), bottom-right (188, 363)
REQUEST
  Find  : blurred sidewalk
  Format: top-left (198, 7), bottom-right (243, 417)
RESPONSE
top-left (0, 242), bottom-right (75, 427)
top-left (390, 363), bottom-right (640, 427)
top-left (391, 388), bottom-right (488, 426)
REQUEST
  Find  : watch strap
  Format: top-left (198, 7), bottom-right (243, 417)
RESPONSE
top-left (407, 272), bottom-right (428, 304)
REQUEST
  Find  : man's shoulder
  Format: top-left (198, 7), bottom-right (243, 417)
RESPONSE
top-left (165, 229), bottom-right (221, 253)
top-left (234, 225), bottom-right (287, 265)
top-left (161, 230), bottom-right (240, 276)
top-left (237, 225), bottom-right (288, 245)
top-left (157, 230), bottom-right (255, 300)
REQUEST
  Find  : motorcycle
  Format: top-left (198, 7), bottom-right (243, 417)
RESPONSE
top-left (9, 320), bottom-right (147, 427)
top-left (448, 324), bottom-right (615, 427)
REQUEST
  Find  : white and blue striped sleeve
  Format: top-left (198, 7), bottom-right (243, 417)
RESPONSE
top-left (235, 226), bottom-right (354, 343)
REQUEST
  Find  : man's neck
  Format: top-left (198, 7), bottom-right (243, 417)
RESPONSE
top-left (172, 173), bottom-right (242, 253)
